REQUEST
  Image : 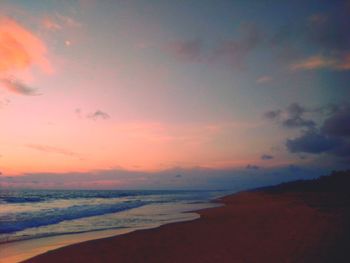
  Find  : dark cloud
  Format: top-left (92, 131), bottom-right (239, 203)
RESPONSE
top-left (76, 108), bottom-right (111, 121)
top-left (286, 130), bottom-right (350, 158)
top-left (261, 154), bottom-right (274, 160)
top-left (264, 110), bottom-right (281, 120)
top-left (313, 103), bottom-right (339, 116)
top-left (87, 110), bottom-right (110, 120)
top-left (26, 144), bottom-right (81, 158)
top-left (286, 103), bottom-right (306, 118)
top-left (331, 142), bottom-right (350, 157)
top-left (246, 164), bottom-right (260, 170)
top-left (286, 130), bottom-right (341, 154)
top-left (0, 78), bottom-right (41, 96)
top-left (321, 105), bottom-right (350, 137)
top-left (267, 102), bottom-right (350, 160)
top-left (282, 118), bottom-right (315, 129)
top-left (282, 103), bottom-right (315, 129)
top-left (264, 103), bottom-right (315, 129)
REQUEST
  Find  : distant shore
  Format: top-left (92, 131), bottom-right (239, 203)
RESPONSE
top-left (23, 171), bottom-right (350, 263)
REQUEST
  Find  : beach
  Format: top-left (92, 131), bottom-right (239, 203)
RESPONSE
top-left (0, 190), bottom-right (223, 263)
top-left (1, 1), bottom-right (349, 262)
top-left (23, 172), bottom-right (350, 263)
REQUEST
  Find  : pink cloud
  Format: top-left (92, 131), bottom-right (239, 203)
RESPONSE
top-left (290, 53), bottom-right (350, 71)
top-left (0, 17), bottom-right (52, 74)
top-left (25, 144), bottom-right (83, 158)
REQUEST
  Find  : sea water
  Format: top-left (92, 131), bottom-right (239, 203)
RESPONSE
top-left (0, 189), bottom-right (228, 244)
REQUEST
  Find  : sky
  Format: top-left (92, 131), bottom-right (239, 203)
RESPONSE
top-left (0, 0), bottom-right (349, 189)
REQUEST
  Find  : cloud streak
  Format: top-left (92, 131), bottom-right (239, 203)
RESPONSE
top-left (0, 78), bottom-right (40, 95)
top-left (26, 144), bottom-right (81, 158)
top-left (261, 154), bottom-right (274, 160)
top-left (321, 105), bottom-right (350, 137)
top-left (290, 54), bottom-right (350, 71)
top-left (246, 164), bottom-right (260, 170)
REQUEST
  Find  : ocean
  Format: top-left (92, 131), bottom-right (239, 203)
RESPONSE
top-left (0, 189), bottom-right (228, 244)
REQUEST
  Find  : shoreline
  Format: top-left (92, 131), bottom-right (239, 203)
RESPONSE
top-left (22, 172), bottom-right (350, 263)
top-left (0, 199), bottom-right (221, 263)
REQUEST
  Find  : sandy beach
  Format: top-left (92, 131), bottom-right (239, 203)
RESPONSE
top-left (1, 1), bottom-right (349, 262)
top-left (23, 172), bottom-right (350, 263)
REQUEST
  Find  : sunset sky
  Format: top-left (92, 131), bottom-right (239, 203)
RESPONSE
top-left (0, 0), bottom-right (349, 189)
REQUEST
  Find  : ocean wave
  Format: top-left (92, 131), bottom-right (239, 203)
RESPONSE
top-left (0, 190), bottom-right (189, 204)
top-left (0, 200), bottom-right (147, 233)
top-left (1, 197), bottom-right (45, 203)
